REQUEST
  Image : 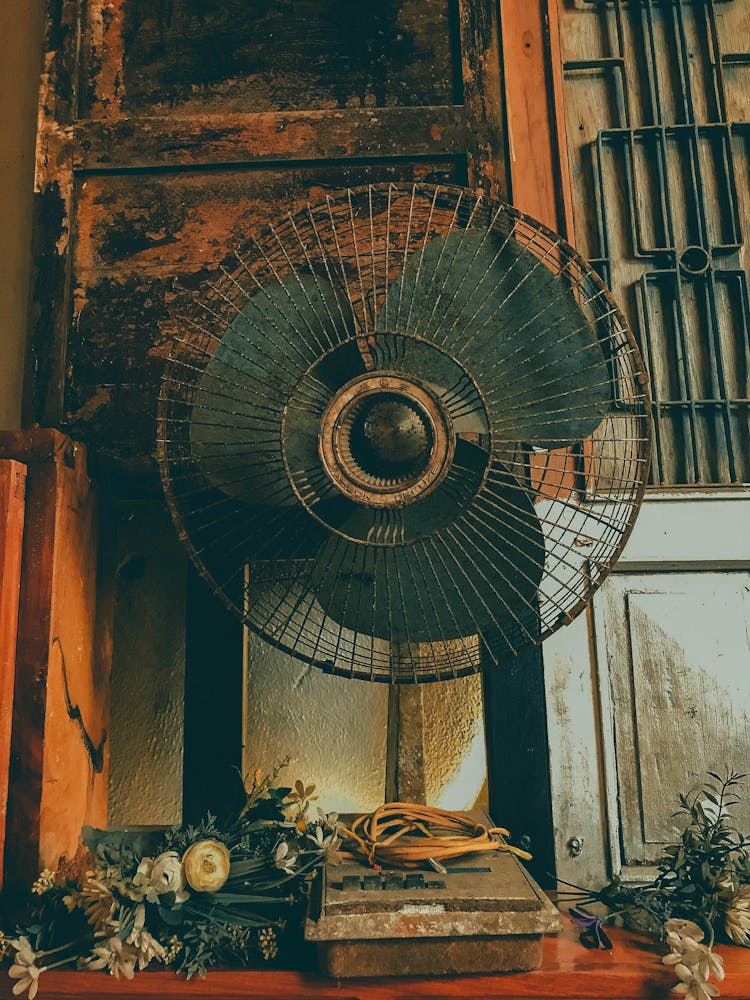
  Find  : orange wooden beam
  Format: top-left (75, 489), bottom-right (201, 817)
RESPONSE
top-left (0, 430), bottom-right (114, 891)
top-left (0, 460), bottom-right (26, 890)
top-left (499, 0), bottom-right (574, 238)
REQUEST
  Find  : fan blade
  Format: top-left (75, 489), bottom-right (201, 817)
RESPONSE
top-left (378, 231), bottom-right (610, 448)
top-left (365, 334), bottom-right (488, 434)
top-left (310, 339), bottom-right (369, 392)
top-left (190, 274), bottom-right (353, 503)
top-left (310, 461), bottom-right (544, 644)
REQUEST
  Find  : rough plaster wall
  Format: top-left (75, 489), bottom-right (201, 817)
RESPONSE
top-left (244, 632), bottom-right (390, 813)
top-left (0, 0), bottom-right (44, 427)
top-left (108, 504), bottom-right (186, 826)
top-left (422, 674), bottom-right (487, 810)
top-left (244, 632), bottom-right (488, 813)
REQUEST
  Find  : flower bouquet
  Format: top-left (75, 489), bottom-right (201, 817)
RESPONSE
top-left (562, 771), bottom-right (750, 1000)
top-left (0, 761), bottom-right (341, 996)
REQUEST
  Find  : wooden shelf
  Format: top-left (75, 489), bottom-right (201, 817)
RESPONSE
top-left (3, 925), bottom-right (749, 999)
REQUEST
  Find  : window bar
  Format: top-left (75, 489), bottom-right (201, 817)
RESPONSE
top-left (672, 1), bottom-right (695, 125)
top-left (705, 1), bottom-right (729, 125)
top-left (636, 276), bottom-right (665, 483)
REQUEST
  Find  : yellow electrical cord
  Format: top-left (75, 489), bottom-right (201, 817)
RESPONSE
top-left (340, 802), bottom-right (532, 869)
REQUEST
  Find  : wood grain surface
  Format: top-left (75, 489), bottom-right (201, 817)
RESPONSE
top-left (0, 430), bottom-right (113, 891)
top-left (1, 924), bottom-right (748, 999)
top-left (0, 460), bottom-right (26, 890)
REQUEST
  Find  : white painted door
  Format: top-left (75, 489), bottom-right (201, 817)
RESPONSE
top-left (545, 492), bottom-right (750, 886)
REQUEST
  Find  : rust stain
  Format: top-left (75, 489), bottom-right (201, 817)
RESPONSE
top-left (35, 54), bottom-right (74, 255)
top-left (430, 122), bottom-right (442, 141)
top-left (88, 0), bottom-right (127, 118)
top-left (530, 447), bottom-right (578, 502)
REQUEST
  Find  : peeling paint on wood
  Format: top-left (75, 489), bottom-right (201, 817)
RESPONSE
top-left (104, 0), bottom-right (457, 117)
top-left (28, 0), bottom-right (508, 482)
top-left (67, 162), bottom-right (459, 468)
top-left (74, 106), bottom-right (472, 170)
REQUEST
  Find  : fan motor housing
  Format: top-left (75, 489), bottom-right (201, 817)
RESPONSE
top-left (318, 371), bottom-right (456, 508)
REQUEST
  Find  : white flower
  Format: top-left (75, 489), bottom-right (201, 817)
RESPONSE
top-left (666, 919), bottom-right (705, 942)
top-left (664, 936), bottom-right (724, 983)
top-left (125, 852), bottom-right (189, 905)
top-left (126, 927), bottom-right (166, 970)
top-left (8, 938), bottom-right (44, 1000)
top-left (664, 934), bottom-right (705, 966)
top-left (274, 841), bottom-right (297, 874)
top-left (151, 852), bottom-right (188, 900)
top-left (86, 936), bottom-right (138, 979)
top-left (182, 839), bottom-right (231, 892)
top-left (317, 808), bottom-right (342, 833)
top-left (671, 963), bottom-right (720, 1000)
top-left (307, 823), bottom-right (344, 865)
top-left (724, 885), bottom-right (750, 946)
top-left (129, 858), bottom-right (156, 902)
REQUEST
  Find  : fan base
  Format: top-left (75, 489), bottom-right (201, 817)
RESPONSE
top-left (305, 825), bottom-right (560, 978)
top-left (316, 932), bottom-right (544, 978)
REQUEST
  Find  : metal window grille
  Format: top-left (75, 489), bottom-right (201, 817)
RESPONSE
top-left (565, 0), bottom-right (750, 485)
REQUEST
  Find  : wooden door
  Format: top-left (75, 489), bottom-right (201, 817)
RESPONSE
top-left (27, 0), bottom-right (506, 479)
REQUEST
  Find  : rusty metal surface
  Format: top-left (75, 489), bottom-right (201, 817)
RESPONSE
top-left (318, 373), bottom-right (455, 509)
top-left (306, 846), bottom-right (558, 976)
top-left (156, 183), bottom-right (650, 681)
top-left (317, 934), bottom-right (543, 977)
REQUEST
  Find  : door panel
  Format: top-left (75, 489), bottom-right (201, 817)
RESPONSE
top-left (68, 160), bottom-right (460, 467)
top-left (81, 0), bottom-right (459, 118)
top-left (546, 492), bottom-right (750, 884)
top-left (558, 0), bottom-right (750, 486)
top-left (546, 0), bottom-right (750, 885)
top-left (597, 573), bottom-right (750, 867)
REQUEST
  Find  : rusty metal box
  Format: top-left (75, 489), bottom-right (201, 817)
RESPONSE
top-left (305, 849), bottom-right (561, 978)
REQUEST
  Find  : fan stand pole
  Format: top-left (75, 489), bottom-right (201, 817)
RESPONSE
top-left (385, 646), bottom-right (427, 804)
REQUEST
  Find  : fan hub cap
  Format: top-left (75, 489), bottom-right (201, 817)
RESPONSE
top-left (318, 372), bottom-right (455, 507)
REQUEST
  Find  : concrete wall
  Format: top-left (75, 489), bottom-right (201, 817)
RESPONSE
top-left (244, 635), bottom-right (488, 814)
top-left (107, 504), bottom-right (187, 827)
top-left (0, 0), bottom-right (44, 428)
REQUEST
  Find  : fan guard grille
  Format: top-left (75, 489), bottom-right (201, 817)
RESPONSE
top-left (158, 184), bottom-right (650, 683)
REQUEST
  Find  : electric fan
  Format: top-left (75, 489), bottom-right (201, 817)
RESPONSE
top-left (158, 183), bottom-right (650, 682)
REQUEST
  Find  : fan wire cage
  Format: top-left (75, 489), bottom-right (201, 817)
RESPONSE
top-left (158, 183), bottom-right (651, 683)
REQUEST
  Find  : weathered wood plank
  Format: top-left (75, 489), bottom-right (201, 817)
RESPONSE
top-left (386, 685), bottom-right (427, 804)
top-left (457, 0), bottom-right (507, 196)
top-left (78, 0), bottom-right (457, 119)
top-left (24, 0), bottom-right (81, 429)
top-left (65, 161), bottom-right (460, 469)
top-left (1, 431), bottom-right (112, 890)
top-left (498, 0), bottom-right (571, 232)
top-left (74, 107), bottom-right (471, 171)
top-left (598, 573), bottom-right (750, 868)
top-left (0, 461), bottom-right (26, 891)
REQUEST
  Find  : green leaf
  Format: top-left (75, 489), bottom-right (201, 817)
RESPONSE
top-left (158, 905), bottom-right (185, 926)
